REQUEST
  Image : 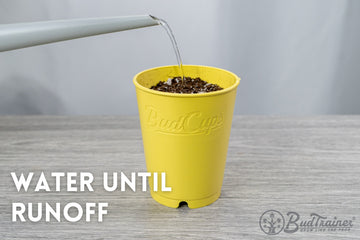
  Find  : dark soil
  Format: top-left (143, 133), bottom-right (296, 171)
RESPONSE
top-left (150, 77), bottom-right (223, 94)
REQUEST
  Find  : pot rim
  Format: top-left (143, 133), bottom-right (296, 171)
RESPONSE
top-left (133, 65), bottom-right (240, 98)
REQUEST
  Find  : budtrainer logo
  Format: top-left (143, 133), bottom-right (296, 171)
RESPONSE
top-left (259, 210), bottom-right (285, 235)
top-left (259, 210), bottom-right (355, 235)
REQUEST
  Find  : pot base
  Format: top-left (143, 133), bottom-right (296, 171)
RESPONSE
top-left (150, 190), bottom-right (221, 209)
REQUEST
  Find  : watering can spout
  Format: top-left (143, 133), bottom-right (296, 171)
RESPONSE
top-left (0, 15), bottom-right (159, 52)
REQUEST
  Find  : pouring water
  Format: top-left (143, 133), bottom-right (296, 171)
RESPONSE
top-left (150, 15), bottom-right (185, 80)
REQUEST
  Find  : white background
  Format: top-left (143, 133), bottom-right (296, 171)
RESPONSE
top-left (0, 0), bottom-right (359, 115)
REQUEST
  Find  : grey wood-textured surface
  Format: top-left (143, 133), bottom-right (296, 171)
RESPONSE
top-left (0, 116), bottom-right (359, 239)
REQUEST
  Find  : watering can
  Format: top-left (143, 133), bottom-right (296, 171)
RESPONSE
top-left (0, 15), bottom-right (158, 52)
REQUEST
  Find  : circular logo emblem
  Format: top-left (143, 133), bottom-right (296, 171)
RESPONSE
top-left (259, 210), bottom-right (285, 235)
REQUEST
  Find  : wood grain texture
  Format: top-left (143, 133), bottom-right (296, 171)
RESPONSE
top-left (0, 116), bottom-right (359, 239)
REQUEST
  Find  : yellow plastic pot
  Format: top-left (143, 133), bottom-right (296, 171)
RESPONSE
top-left (133, 65), bottom-right (240, 208)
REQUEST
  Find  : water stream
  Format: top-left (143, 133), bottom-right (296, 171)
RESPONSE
top-left (151, 16), bottom-right (184, 80)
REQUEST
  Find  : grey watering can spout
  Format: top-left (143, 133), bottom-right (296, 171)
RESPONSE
top-left (0, 15), bottom-right (159, 52)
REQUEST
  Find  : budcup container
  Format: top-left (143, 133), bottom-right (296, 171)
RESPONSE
top-left (133, 65), bottom-right (240, 208)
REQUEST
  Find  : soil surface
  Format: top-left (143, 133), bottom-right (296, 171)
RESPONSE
top-left (150, 77), bottom-right (223, 94)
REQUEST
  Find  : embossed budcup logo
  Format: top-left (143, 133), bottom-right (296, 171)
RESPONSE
top-left (145, 106), bottom-right (224, 135)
